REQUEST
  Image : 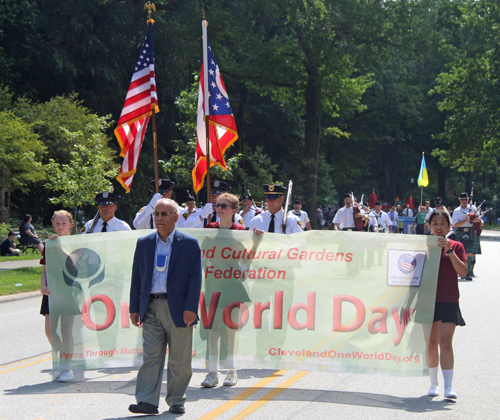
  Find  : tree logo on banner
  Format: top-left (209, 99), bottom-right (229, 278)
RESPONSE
top-left (397, 253), bottom-right (417, 275)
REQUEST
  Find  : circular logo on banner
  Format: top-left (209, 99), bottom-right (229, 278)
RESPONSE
top-left (62, 248), bottom-right (105, 290)
top-left (397, 253), bottom-right (416, 275)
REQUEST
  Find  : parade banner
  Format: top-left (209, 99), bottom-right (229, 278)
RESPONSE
top-left (46, 229), bottom-right (440, 376)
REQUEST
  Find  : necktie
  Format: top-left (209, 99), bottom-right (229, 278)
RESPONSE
top-left (101, 221), bottom-right (107, 232)
top-left (269, 214), bottom-right (275, 233)
top-left (211, 211), bottom-right (217, 223)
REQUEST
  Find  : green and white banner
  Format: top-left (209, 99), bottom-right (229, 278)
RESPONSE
top-left (46, 229), bottom-right (440, 376)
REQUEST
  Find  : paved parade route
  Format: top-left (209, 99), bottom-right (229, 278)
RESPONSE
top-left (1, 236), bottom-right (499, 420)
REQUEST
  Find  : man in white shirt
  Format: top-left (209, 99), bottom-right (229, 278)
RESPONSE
top-left (387, 206), bottom-right (399, 233)
top-left (176, 194), bottom-right (198, 228)
top-left (288, 199), bottom-right (311, 231)
top-left (333, 193), bottom-right (364, 231)
top-left (403, 204), bottom-right (413, 217)
top-left (81, 192), bottom-right (131, 234)
top-left (133, 179), bottom-right (184, 230)
top-left (451, 192), bottom-right (483, 280)
top-left (369, 201), bottom-right (393, 233)
top-left (239, 194), bottom-right (261, 230)
top-left (249, 184), bottom-right (302, 234)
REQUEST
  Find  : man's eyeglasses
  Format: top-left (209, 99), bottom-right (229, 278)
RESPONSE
top-left (214, 203), bottom-right (232, 209)
top-left (154, 211), bottom-right (172, 217)
top-left (460, 198), bottom-right (468, 201)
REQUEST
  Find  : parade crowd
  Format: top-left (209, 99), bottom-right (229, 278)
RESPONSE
top-left (2, 178), bottom-right (486, 415)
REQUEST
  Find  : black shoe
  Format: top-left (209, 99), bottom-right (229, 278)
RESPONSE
top-left (169, 405), bottom-right (185, 414)
top-left (129, 402), bottom-right (159, 414)
top-left (465, 276), bottom-right (473, 281)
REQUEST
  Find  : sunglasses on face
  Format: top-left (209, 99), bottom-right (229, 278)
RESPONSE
top-left (215, 203), bottom-right (232, 209)
top-left (460, 198), bottom-right (468, 201)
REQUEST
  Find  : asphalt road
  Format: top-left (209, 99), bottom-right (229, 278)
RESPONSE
top-left (1, 235), bottom-right (499, 420)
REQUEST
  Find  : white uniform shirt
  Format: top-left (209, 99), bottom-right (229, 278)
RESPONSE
top-left (240, 208), bottom-right (259, 228)
top-left (249, 208), bottom-right (303, 233)
top-left (133, 194), bottom-right (184, 229)
top-left (81, 216), bottom-right (131, 234)
top-left (288, 210), bottom-right (310, 227)
top-left (176, 208), bottom-right (197, 228)
top-left (332, 206), bottom-right (355, 229)
top-left (369, 211), bottom-right (392, 231)
top-left (452, 204), bottom-right (477, 228)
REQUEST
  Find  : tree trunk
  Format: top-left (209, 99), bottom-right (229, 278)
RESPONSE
top-left (302, 72), bottom-right (322, 229)
top-left (295, 26), bottom-right (321, 229)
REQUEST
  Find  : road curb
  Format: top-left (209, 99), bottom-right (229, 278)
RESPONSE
top-left (0, 290), bottom-right (41, 303)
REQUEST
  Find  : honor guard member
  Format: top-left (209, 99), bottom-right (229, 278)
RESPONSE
top-left (333, 193), bottom-right (363, 231)
top-left (176, 194), bottom-right (198, 228)
top-left (249, 184), bottom-right (303, 233)
top-left (184, 180), bottom-right (245, 228)
top-left (133, 179), bottom-right (183, 229)
top-left (369, 201), bottom-right (393, 233)
top-left (288, 199), bottom-right (311, 231)
top-left (81, 192), bottom-right (131, 233)
top-left (239, 194), bottom-right (261, 230)
top-left (451, 192), bottom-right (483, 280)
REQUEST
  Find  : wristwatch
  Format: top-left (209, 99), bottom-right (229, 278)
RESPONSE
top-left (445, 248), bottom-right (453, 255)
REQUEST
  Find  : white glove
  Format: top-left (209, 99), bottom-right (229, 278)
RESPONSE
top-left (148, 193), bottom-right (163, 209)
top-left (200, 203), bottom-right (214, 218)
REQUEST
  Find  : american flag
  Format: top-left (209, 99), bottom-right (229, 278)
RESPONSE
top-left (192, 31), bottom-right (238, 194)
top-left (398, 254), bottom-right (416, 273)
top-left (115, 23), bottom-right (159, 193)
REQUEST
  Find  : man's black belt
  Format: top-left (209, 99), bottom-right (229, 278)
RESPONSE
top-left (150, 293), bottom-right (167, 300)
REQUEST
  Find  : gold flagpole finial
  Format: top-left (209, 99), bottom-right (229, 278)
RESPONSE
top-left (144, 2), bottom-right (156, 23)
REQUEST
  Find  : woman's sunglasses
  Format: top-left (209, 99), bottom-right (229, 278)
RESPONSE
top-left (215, 203), bottom-right (232, 209)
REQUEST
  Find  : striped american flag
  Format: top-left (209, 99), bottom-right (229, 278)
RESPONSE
top-left (115, 22), bottom-right (159, 192)
top-left (192, 30), bottom-right (238, 194)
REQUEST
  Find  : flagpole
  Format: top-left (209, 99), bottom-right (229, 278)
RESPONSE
top-left (202, 17), bottom-right (210, 204)
top-left (420, 152), bottom-right (424, 206)
top-left (145, 2), bottom-right (159, 194)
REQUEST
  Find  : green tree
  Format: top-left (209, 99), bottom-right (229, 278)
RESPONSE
top-left (46, 128), bottom-right (118, 225)
top-left (432, 0), bottom-right (500, 172)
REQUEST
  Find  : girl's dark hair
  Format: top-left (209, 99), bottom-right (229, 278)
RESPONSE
top-left (428, 210), bottom-right (451, 225)
top-left (19, 214), bottom-right (31, 232)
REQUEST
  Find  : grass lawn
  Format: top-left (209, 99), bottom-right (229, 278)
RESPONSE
top-left (0, 267), bottom-right (42, 295)
top-left (0, 253), bottom-right (41, 263)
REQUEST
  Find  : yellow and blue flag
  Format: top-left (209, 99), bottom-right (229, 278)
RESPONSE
top-left (417, 154), bottom-right (429, 187)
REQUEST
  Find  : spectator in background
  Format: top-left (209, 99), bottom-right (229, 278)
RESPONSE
top-left (316, 208), bottom-right (324, 230)
top-left (19, 214), bottom-right (43, 253)
top-left (1, 231), bottom-right (20, 256)
top-left (403, 205), bottom-right (413, 217)
top-left (412, 205), bottom-right (427, 234)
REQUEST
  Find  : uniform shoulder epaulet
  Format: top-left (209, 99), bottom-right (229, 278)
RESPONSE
top-left (80, 226), bottom-right (86, 234)
top-left (238, 219), bottom-right (245, 226)
top-left (183, 213), bottom-right (189, 219)
top-left (137, 206), bottom-right (145, 214)
top-left (297, 220), bottom-right (303, 228)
